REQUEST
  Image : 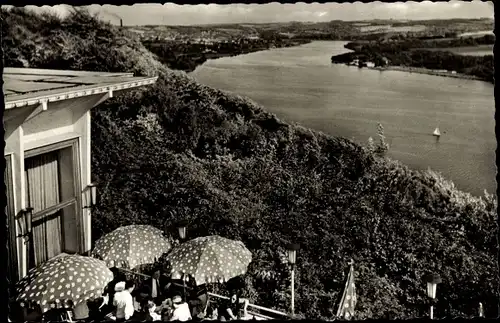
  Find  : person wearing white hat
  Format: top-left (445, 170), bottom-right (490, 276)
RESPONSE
top-left (169, 295), bottom-right (192, 321)
top-left (113, 280), bottom-right (136, 321)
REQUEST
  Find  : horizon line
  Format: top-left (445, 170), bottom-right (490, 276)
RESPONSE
top-left (110, 17), bottom-right (494, 27)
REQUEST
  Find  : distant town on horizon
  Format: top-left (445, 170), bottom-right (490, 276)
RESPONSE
top-left (110, 17), bottom-right (494, 27)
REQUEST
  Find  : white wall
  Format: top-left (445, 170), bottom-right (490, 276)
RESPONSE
top-left (4, 95), bottom-right (101, 279)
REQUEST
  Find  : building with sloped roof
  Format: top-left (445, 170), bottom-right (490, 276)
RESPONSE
top-left (4, 67), bottom-right (158, 282)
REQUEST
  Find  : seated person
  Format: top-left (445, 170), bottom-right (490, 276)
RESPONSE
top-left (22, 305), bottom-right (43, 322)
top-left (218, 292), bottom-right (249, 321)
top-left (185, 278), bottom-right (198, 300)
top-left (170, 295), bottom-right (192, 322)
top-left (166, 278), bottom-right (191, 302)
top-left (195, 301), bottom-right (217, 321)
top-left (129, 296), bottom-right (152, 322)
top-left (102, 269), bottom-right (127, 315)
top-left (203, 306), bottom-right (218, 321)
top-left (160, 298), bottom-right (174, 321)
top-left (144, 301), bottom-right (162, 321)
top-left (44, 306), bottom-right (73, 322)
top-left (88, 297), bottom-right (107, 322)
top-left (188, 284), bottom-right (208, 319)
top-left (97, 295), bottom-right (118, 322)
top-left (133, 287), bottom-right (148, 312)
top-left (141, 268), bottom-right (170, 305)
top-left (9, 301), bottom-right (36, 322)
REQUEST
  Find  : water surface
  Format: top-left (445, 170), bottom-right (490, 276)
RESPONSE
top-left (192, 41), bottom-right (496, 196)
top-left (458, 30), bottom-right (494, 37)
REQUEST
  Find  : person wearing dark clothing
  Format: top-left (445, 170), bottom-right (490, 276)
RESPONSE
top-left (87, 297), bottom-right (107, 322)
top-left (21, 306), bottom-right (43, 322)
top-left (141, 268), bottom-right (170, 305)
top-left (201, 305), bottom-right (218, 321)
top-left (44, 307), bottom-right (73, 322)
top-left (128, 297), bottom-right (152, 322)
top-left (218, 293), bottom-right (249, 321)
top-left (188, 284), bottom-right (208, 319)
top-left (225, 277), bottom-right (245, 293)
top-left (165, 278), bottom-right (190, 301)
top-left (185, 277), bottom-right (198, 299)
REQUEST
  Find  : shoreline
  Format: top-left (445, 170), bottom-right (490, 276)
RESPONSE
top-left (368, 65), bottom-right (484, 81)
top-left (192, 40), bottom-right (311, 71)
top-left (153, 40), bottom-right (312, 73)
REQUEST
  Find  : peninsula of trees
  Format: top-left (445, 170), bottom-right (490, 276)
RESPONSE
top-left (331, 35), bottom-right (494, 83)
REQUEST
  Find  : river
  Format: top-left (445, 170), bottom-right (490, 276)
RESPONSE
top-left (191, 41), bottom-right (496, 197)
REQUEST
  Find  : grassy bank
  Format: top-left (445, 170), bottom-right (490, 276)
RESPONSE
top-left (4, 8), bottom-right (498, 320)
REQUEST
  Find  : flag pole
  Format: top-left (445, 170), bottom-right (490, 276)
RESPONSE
top-left (336, 259), bottom-right (354, 317)
top-left (291, 265), bottom-right (295, 317)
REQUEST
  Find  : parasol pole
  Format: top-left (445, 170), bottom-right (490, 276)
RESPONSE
top-left (117, 267), bottom-right (150, 278)
top-left (183, 274), bottom-right (187, 302)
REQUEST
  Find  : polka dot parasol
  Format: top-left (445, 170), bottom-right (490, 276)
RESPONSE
top-left (15, 255), bottom-right (113, 313)
top-left (166, 235), bottom-right (252, 285)
top-left (92, 225), bottom-right (172, 269)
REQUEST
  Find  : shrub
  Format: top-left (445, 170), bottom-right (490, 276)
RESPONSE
top-left (3, 7), bottom-right (498, 319)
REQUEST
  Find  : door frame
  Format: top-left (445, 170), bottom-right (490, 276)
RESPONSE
top-left (24, 138), bottom-right (83, 257)
top-left (5, 154), bottom-right (19, 284)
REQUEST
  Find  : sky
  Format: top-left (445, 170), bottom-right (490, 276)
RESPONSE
top-left (24, 1), bottom-right (494, 26)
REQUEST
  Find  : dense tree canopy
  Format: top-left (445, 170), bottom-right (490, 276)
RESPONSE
top-left (143, 37), bottom-right (309, 72)
top-left (346, 34), bottom-right (495, 51)
top-left (4, 7), bottom-right (498, 320)
top-left (333, 39), bottom-right (494, 83)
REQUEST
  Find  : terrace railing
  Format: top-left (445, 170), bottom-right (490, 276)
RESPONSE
top-left (207, 292), bottom-right (292, 320)
top-left (117, 268), bottom-right (292, 320)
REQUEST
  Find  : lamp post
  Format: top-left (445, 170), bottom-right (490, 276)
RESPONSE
top-left (424, 273), bottom-right (442, 319)
top-left (83, 183), bottom-right (97, 209)
top-left (176, 220), bottom-right (188, 242)
top-left (287, 243), bottom-right (300, 318)
top-left (177, 218), bottom-right (188, 301)
top-left (17, 207), bottom-right (33, 242)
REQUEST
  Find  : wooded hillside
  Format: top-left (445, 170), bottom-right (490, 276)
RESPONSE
top-left (3, 8), bottom-right (497, 319)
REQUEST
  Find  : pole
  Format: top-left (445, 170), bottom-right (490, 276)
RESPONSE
top-left (183, 275), bottom-right (187, 302)
top-left (429, 305), bottom-right (434, 320)
top-left (117, 267), bottom-right (150, 278)
top-left (291, 266), bottom-right (295, 317)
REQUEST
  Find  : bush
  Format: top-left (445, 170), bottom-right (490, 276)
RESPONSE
top-left (4, 7), bottom-right (498, 319)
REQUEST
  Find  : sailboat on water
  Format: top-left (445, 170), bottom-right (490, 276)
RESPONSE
top-left (433, 127), bottom-right (441, 137)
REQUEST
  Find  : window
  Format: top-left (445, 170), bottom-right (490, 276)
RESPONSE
top-left (5, 155), bottom-right (18, 284)
top-left (24, 139), bottom-right (82, 268)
